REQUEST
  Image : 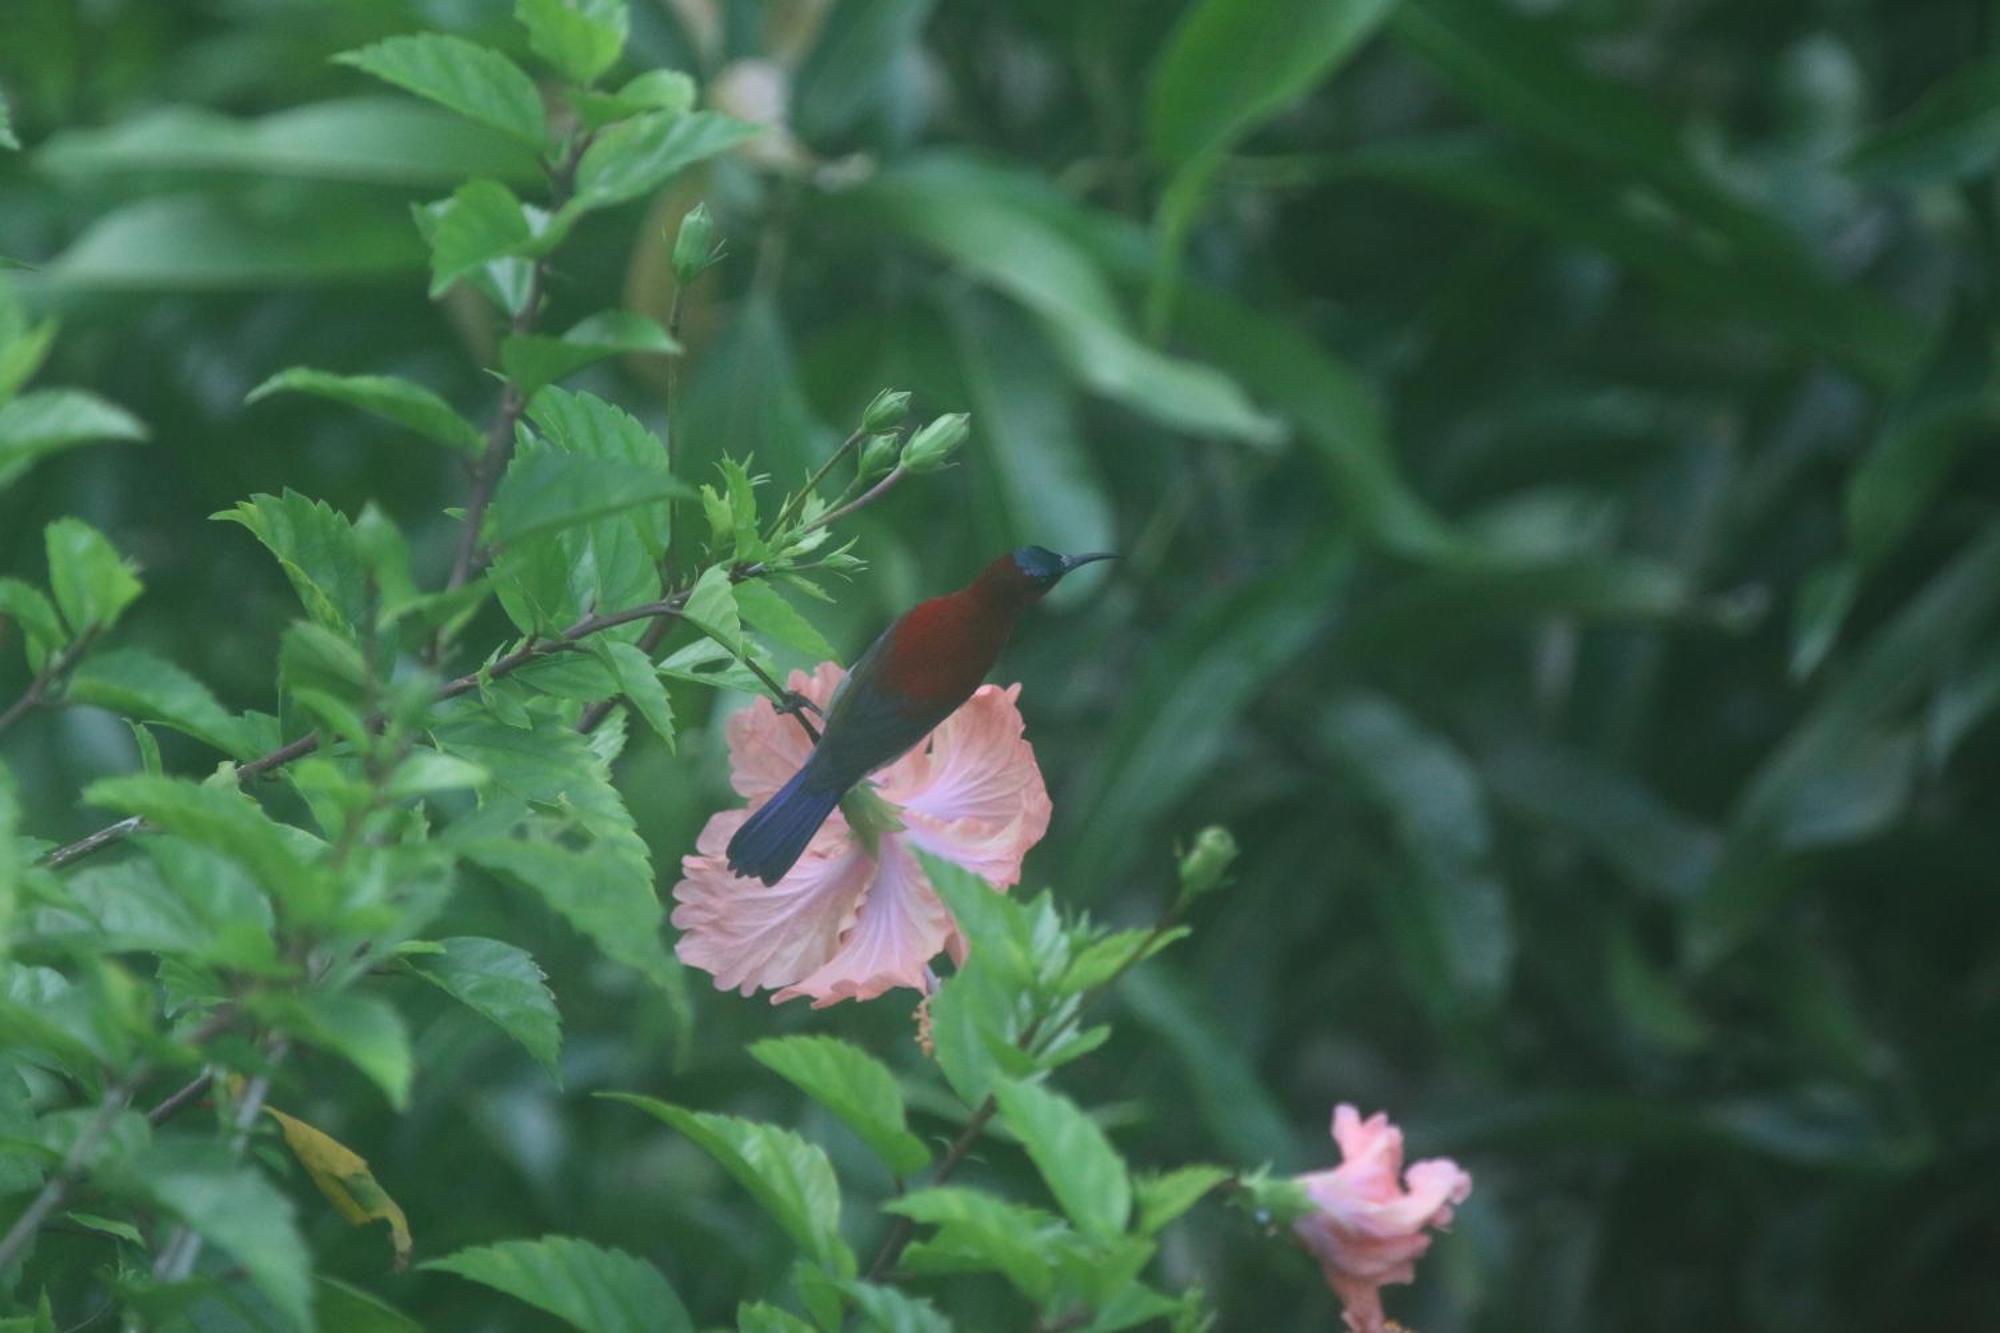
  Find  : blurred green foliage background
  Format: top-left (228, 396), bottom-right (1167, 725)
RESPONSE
top-left (4, 0), bottom-right (1999, 1328)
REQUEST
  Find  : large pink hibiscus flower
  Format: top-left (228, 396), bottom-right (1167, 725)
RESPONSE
top-left (672, 662), bottom-right (1052, 1007)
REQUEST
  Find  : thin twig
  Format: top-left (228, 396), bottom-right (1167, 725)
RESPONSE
top-left (801, 467), bottom-right (905, 535)
top-left (769, 427), bottom-right (866, 538)
top-left (442, 131), bottom-right (595, 601)
top-left (0, 629), bottom-right (100, 738)
top-left (0, 1066), bottom-right (147, 1270)
top-left (154, 1040), bottom-right (287, 1286)
top-left (145, 1071), bottom-right (214, 1128)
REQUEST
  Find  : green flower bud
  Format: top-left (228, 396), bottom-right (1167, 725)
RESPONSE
top-left (673, 204), bottom-right (721, 285)
top-left (861, 388), bottom-right (912, 432)
top-left (857, 432), bottom-right (901, 481)
top-left (901, 412), bottom-right (971, 474)
top-left (1234, 1166), bottom-right (1312, 1229)
top-left (1177, 825), bottom-right (1238, 903)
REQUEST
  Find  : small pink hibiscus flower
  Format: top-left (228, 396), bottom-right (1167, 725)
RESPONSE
top-left (672, 662), bottom-right (1052, 1007)
top-left (1294, 1105), bottom-right (1472, 1333)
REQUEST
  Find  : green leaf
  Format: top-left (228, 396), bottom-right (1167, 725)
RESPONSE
top-left (65, 648), bottom-right (258, 758)
top-left (110, 1143), bottom-right (312, 1331)
top-left (334, 35), bottom-right (547, 148)
top-left (459, 837), bottom-right (678, 993)
top-left (37, 194), bottom-right (426, 291)
top-left (0, 389), bottom-right (147, 490)
top-left (734, 581), bottom-right (837, 661)
top-left (279, 990), bottom-right (414, 1109)
top-left (34, 840), bottom-right (280, 972)
top-left (0, 92), bottom-right (15, 151)
top-left (737, 1304), bottom-right (816, 1333)
top-left (1848, 58), bottom-right (2000, 186)
top-left (682, 563), bottom-right (743, 652)
top-left (841, 1281), bottom-right (951, 1333)
top-left (84, 774), bottom-right (323, 911)
top-left (1319, 693), bottom-right (1514, 1016)
top-left (423, 179), bottom-right (533, 298)
top-left (483, 439), bottom-right (688, 547)
top-left (0, 578), bottom-right (66, 672)
top-left (248, 369), bottom-right (485, 456)
top-left (859, 159), bottom-right (1283, 445)
top-left (34, 98), bottom-right (540, 188)
top-left (409, 936), bottom-right (562, 1082)
top-left (425, 1235), bottom-right (692, 1333)
top-left (1148, 0), bottom-right (1397, 165)
top-left (585, 639), bottom-right (676, 751)
top-left (792, 0), bottom-right (938, 141)
top-left (602, 1095), bottom-right (855, 1277)
top-left (992, 1079), bottom-right (1131, 1239)
top-left (1060, 926), bottom-right (1190, 995)
top-left (314, 1277), bottom-right (425, 1333)
top-left (572, 70), bottom-right (696, 128)
top-left (749, 1036), bottom-right (929, 1177)
top-left (566, 110), bottom-right (762, 214)
top-left (214, 490), bottom-right (372, 635)
top-left (887, 1187), bottom-right (1060, 1301)
top-left (517, 0), bottom-right (630, 87)
top-left (504, 310), bottom-right (680, 401)
top-left (1133, 1164), bottom-right (1231, 1236)
top-left (45, 517), bottom-right (141, 637)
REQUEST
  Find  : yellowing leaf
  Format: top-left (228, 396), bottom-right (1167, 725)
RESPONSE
top-left (264, 1102), bottom-right (412, 1270)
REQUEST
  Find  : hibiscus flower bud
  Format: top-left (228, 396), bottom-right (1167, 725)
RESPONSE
top-left (1177, 825), bottom-right (1237, 903)
top-left (856, 432), bottom-right (902, 482)
top-left (901, 413), bottom-right (970, 474)
top-left (861, 388), bottom-right (912, 432)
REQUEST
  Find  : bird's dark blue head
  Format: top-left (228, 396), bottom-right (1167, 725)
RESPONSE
top-left (1009, 546), bottom-right (1117, 594)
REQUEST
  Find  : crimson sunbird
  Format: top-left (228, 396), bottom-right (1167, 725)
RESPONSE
top-left (726, 546), bottom-right (1115, 885)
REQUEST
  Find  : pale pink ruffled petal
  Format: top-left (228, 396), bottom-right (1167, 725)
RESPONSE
top-left (678, 660), bottom-right (1055, 1007)
top-left (670, 808), bottom-right (872, 996)
top-left (877, 683), bottom-right (1051, 888)
top-left (726, 663), bottom-right (847, 803)
top-left (775, 834), bottom-right (954, 1008)
top-left (1293, 1104), bottom-right (1471, 1331)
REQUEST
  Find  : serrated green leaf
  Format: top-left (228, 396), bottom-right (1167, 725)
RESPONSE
top-left (735, 581), bottom-right (838, 661)
top-left (736, 1304), bottom-right (815, 1333)
top-left (1060, 925), bottom-right (1190, 994)
top-left (0, 389), bottom-right (147, 490)
top-left (682, 563), bottom-right (742, 652)
top-left (566, 110), bottom-right (761, 214)
top-left (504, 310), bottom-right (679, 401)
top-left (0, 578), bottom-right (67, 672)
top-left (409, 936), bottom-right (562, 1082)
top-left (314, 1276), bottom-right (425, 1332)
top-left (585, 639), bottom-right (676, 751)
top-left (572, 70), bottom-right (696, 129)
top-left (83, 775), bottom-right (322, 911)
top-left (992, 1079), bottom-right (1131, 1239)
top-left (1133, 1164), bottom-right (1231, 1236)
top-left (426, 1235), bottom-right (692, 1333)
top-left (459, 837), bottom-right (678, 994)
top-left (248, 368), bottom-right (484, 455)
top-left (277, 990), bottom-right (413, 1109)
top-left (44, 517), bottom-right (140, 637)
top-left (517, 0), bottom-right (630, 87)
top-left (423, 178), bottom-right (532, 297)
top-left (65, 648), bottom-right (258, 758)
top-left (841, 1281), bottom-right (950, 1333)
top-left (214, 490), bottom-right (370, 636)
top-left (483, 439), bottom-right (687, 547)
top-left (335, 34), bottom-right (546, 148)
top-left (887, 1186), bottom-right (1061, 1301)
top-left (602, 1095), bottom-right (855, 1276)
top-left (749, 1035), bottom-right (929, 1176)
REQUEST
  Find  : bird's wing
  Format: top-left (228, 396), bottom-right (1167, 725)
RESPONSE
top-left (815, 625), bottom-right (955, 785)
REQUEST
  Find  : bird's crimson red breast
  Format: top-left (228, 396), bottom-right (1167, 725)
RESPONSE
top-left (725, 547), bottom-right (1114, 885)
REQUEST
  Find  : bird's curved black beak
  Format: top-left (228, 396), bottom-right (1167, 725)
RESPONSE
top-left (1058, 552), bottom-right (1118, 575)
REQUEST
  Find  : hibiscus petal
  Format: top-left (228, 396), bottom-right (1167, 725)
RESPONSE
top-left (727, 663), bottom-right (848, 803)
top-left (776, 834), bottom-right (954, 1007)
top-left (878, 683), bottom-right (1051, 887)
top-left (671, 807), bottom-right (873, 996)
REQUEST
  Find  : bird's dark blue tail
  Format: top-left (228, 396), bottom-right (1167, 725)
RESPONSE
top-left (727, 760), bottom-right (845, 885)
